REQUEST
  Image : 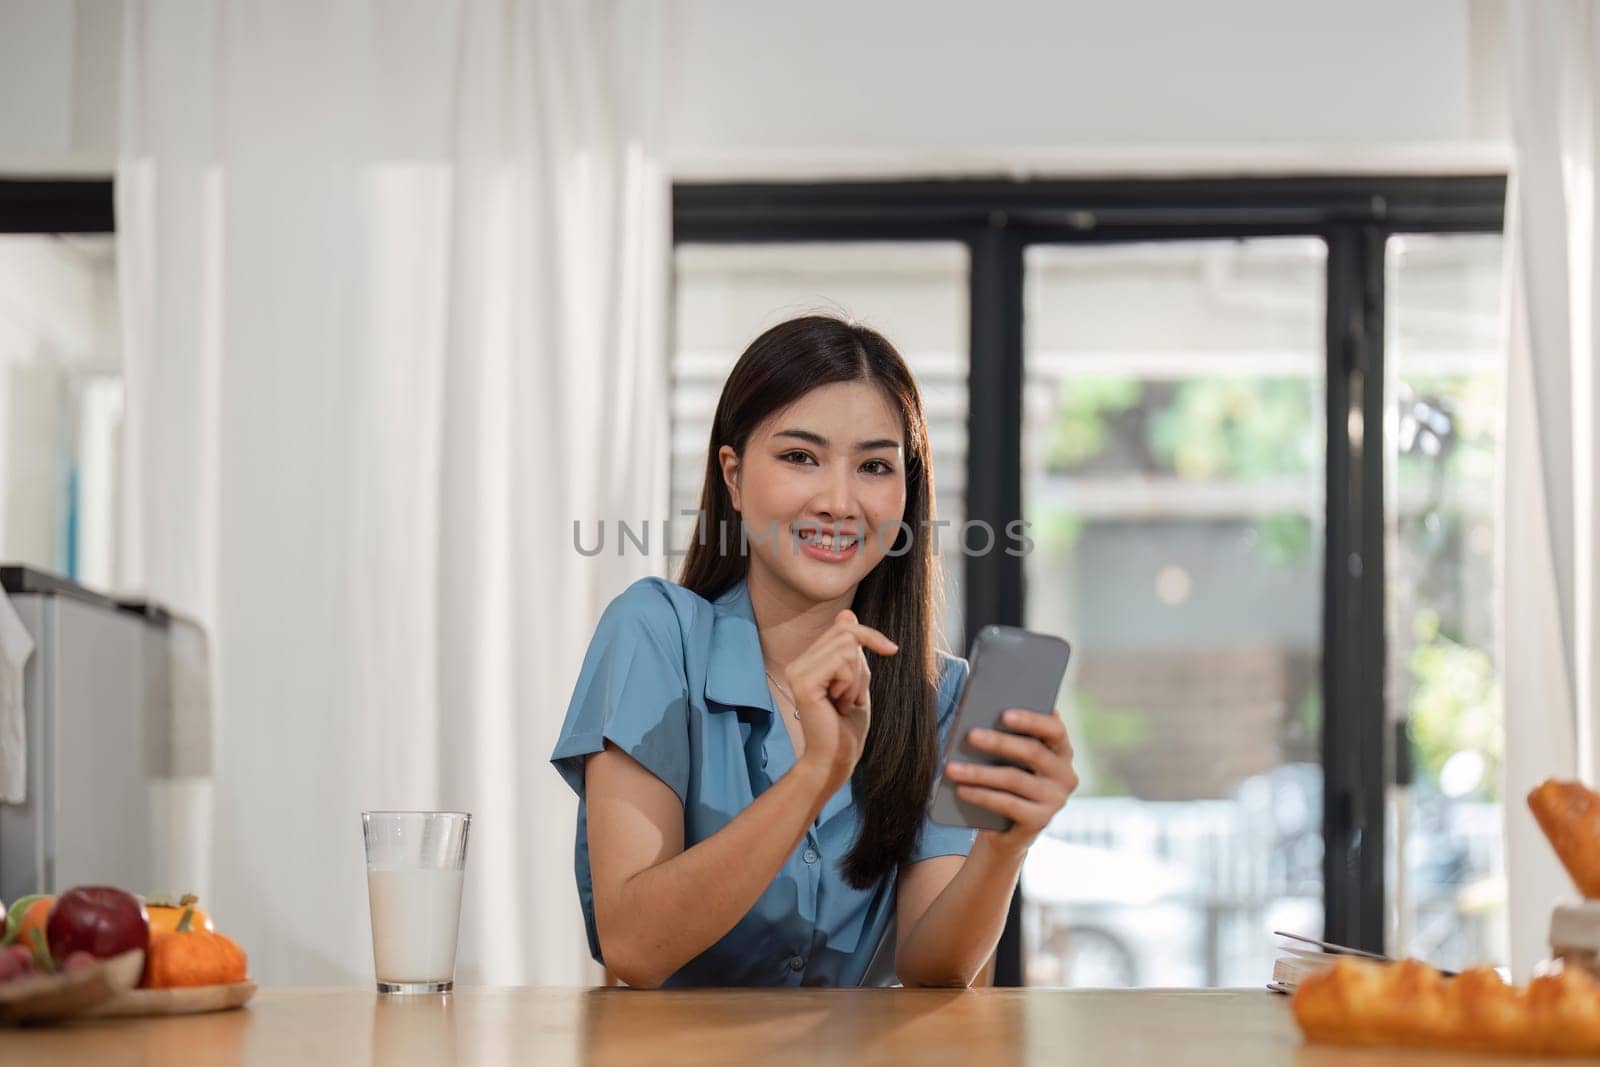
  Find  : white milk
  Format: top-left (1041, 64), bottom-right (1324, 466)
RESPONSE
top-left (366, 867), bottom-right (465, 983)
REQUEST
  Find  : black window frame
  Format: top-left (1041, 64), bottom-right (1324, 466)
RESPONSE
top-left (0, 179), bottom-right (115, 233)
top-left (675, 174), bottom-right (1507, 986)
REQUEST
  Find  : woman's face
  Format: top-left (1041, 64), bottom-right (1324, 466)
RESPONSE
top-left (720, 380), bottom-right (908, 605)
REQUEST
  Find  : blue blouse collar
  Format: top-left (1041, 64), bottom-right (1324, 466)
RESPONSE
top-left (705, 578), bottom-right (774, 711)
top-left (706, 576), bottom-right (856, 827)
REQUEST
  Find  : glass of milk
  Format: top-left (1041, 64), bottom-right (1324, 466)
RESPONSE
top-left (362, 811), bottom-right (471, 994)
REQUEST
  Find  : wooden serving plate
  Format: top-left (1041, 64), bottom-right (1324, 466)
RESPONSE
top-left (0, 949), bottom-right (144, 1025)
top-left (84, 979), bottom-right (257, 1018)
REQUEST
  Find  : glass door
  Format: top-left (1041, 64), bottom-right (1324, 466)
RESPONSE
top-left (1383, 233), bottom-right (1509, 972)
top-left (1020, 238), bottom-right (1328, 987)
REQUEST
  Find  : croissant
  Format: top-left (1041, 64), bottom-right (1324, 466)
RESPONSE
top-left (1529, 780), bottom-right (1600, 898)
top-left (1293, 958), bottom-right (1600, 1056)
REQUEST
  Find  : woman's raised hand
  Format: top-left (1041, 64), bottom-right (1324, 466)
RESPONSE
top-left (785, 609), bottom-right (898, 794)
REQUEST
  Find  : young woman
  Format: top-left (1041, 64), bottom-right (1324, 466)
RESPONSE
top-left (550, 316), bottom-right (1078, 988)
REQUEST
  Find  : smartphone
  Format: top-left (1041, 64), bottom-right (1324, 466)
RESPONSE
top-left (928, 625), bottom-right (1072, 832)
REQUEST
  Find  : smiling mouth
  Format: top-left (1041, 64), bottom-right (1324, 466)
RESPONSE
top-left (794, 527), bottom-right (862, 558)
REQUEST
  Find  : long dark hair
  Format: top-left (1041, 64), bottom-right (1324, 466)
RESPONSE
top-left (677, 315), bottom-right (943, 889)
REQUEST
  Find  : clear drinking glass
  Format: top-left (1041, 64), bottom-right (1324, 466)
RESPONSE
top-left (362, 811), bottom-right (471, 994)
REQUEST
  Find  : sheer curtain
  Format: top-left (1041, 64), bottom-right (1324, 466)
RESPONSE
top-left (1502, 0), bottom-right (1600, 977)
top-left (117, 0), bottom-right (670, 984)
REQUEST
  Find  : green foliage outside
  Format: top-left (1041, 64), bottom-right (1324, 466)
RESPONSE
top-left (1147, 379), bottom-right (1317, 480)
top-left (1040, 369), bottom-right (1501, 801)
top-left (1046, 375), bottom-right (1318, 567)
top-left (1408, 609), bottom-right (1501, 801)
top-left (1068, 689), bottom-right (1150, 797)
top-left (1045, 376), bottom-right (1142, 469)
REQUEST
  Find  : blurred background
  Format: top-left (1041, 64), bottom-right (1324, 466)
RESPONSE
top-left (0, 0), bottom-right (1584, 991)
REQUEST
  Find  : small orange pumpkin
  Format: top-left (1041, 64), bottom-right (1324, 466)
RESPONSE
top-left (145, 893), bottom-right (214, 936)
top-left (142, 907), bottom-right (247, 989)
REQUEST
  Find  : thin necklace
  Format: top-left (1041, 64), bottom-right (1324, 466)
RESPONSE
top-left (764, 669), bottom-right (801, 721)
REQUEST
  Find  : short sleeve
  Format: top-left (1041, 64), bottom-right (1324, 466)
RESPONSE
top-left (907, 654), bottom-right (978, 864)
top-left (549, 580), bottom-right (693, 805)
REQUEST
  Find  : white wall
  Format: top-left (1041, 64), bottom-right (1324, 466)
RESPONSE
top-left (1, 0), bottom-right (1509, 179)
top-left (665, 0), bottom-right (1510, 177)
top-left (0, 0), bottom-right (121, 175)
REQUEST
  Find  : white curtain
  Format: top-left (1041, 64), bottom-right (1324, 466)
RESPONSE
top-left (1503, 0), bottom-right (1600, 977)
top-left (117, 0), bottom-right (670, 985)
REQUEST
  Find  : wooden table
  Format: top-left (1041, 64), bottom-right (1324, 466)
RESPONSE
top-left (3, 986), bottom-right (1591, 1065)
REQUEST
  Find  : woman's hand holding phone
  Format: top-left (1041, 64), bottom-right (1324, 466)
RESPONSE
top-left (943, 710), bottom-right (1079, 854)
top-left (785, 609), bottom-right (897, 795)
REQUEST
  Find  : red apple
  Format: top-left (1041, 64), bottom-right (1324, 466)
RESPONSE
top-left (45, 886), bottom-right (149, 961)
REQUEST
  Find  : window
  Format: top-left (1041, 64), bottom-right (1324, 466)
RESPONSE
top-left (0, 230), bottom-right (121, 588)
top-left (1021, 239), bottom-right (1326, 986)
top-left (1384, 233), bottom-right (1508, 971)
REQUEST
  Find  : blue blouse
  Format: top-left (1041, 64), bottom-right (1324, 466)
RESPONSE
top-left (549, 576), bottom-right (975, 987)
